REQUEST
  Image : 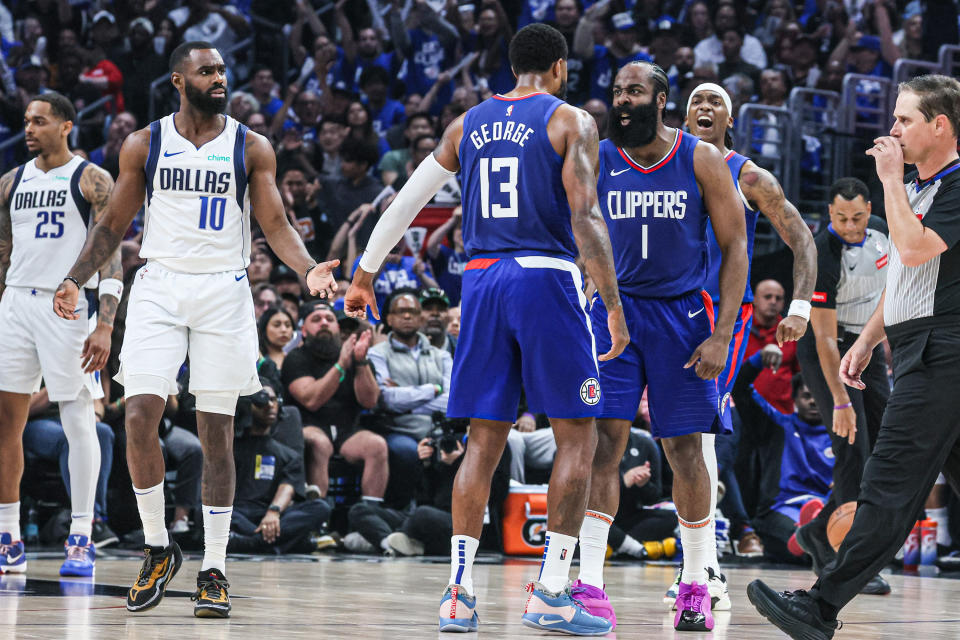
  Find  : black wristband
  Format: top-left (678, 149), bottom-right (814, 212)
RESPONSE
top-left (354, 359), bottom-right (370, 366)
top-left (63, 276), bottom-right (80, 290)
top-left (268, 504), bottom-right (281, 513)
top-left (304, 263), bottom-right (317, 280)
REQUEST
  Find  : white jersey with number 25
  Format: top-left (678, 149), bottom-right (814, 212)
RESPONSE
top-left (140, 113), bottom-right (251, 274)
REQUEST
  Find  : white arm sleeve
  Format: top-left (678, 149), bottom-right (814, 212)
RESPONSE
top-left (358, 154), bottom-right (457, 274)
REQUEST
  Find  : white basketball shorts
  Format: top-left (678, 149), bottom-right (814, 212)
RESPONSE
top-left (116, 263), bottom-right (261, 398)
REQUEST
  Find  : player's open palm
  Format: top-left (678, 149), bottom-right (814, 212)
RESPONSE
top-left (82, 324), bottom-right (111, 373)
top-left (686, 334), bottom-right (727, 380)
top-left (53, 280), bottom-right (80, 320)
top-left (306, 259), bottom-right (340, 298)
top-left (600, 304), bottom-right (629, 361)
top-left (353, 329), bottom-right (373, 360)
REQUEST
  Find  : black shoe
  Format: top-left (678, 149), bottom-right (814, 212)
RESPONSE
top-left (92, 520), bottom-right (119, 549)
top-left (126, 542), bottom-right (183, 612)
top-left (192, 568), bottom-right (231, 618)
top-left (747, 580), bottom-right (840, 640)
top-left (794, 521), bottom-right (836, 577)
top-left (859, 574), bottom-right (891, 595)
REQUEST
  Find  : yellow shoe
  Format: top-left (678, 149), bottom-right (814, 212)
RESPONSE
top-left (126, 542), bottom-right (183, 612)
top-left (192, 568), bottom-right (231, 618)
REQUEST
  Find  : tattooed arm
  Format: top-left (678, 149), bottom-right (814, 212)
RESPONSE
top-left (0, 167), bottom-right (17, 300)
top-left (740, 161), bottom-right (817, 343)
top-left (557, 104), bottom-right (628, 361)
top-left (78, 163), bottom-right (120, 372)
top-left (54, 129), bottom-right (149, 320)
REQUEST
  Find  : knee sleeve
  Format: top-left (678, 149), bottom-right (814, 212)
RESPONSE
top-left (123, 374), bottom-right (171, 400)
top-left (194, 390), bottom-right (239, 415)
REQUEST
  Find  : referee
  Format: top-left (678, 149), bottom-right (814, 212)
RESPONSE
top-left (793, 177), bottom-right (891, 595)
top-left (749, 74), bottom-right (960, 639)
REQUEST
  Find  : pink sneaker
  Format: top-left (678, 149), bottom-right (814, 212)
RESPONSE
top-left (674, 581), bottom-right (713, 631)
top-left (570, 579), bottom-right (617, 629)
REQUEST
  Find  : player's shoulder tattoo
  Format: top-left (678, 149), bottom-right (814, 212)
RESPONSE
top-left (80, 163), bottom-right (114, 217)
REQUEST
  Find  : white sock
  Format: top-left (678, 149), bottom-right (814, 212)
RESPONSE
top-left (449, 535), bottom-right (479, 593)
top-left (201, 505), bottom-right (232, 573)
top-left (59, 390), bottom-right (99, 538)
top-left (617, 534), bottom-right (645, 558)
top-left (928, 507), bottom-right (953, 547)
top-left (134, 482), bottom-right (169, 547)
top-left (679, 516), bottom-right (712, 585)
top-left (0, 502), bottom-right (20, 541)
top-left (539, 531), bottom-right (577, 592)
top-left (577, 510), bottom-right (613, 588)
top-left (702, 433), bottom-right (721, 574)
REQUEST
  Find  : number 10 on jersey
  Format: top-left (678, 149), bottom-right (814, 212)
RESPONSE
top-left (198, 195), bottom-right (226, 230)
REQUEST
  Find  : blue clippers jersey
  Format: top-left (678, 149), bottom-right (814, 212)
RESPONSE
top-left (597, 132), bottom-right (707, 297)
top-left (459, 93), bottom-right (576, 260)
top-left (704, 151), bottom-right (759, 303)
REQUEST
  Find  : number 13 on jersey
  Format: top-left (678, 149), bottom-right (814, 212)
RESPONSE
top-left (479, 157), bottom-right (518, 218)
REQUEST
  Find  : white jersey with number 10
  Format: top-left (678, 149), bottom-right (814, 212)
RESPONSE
top-left (140, 113), bottom-right (251, 274)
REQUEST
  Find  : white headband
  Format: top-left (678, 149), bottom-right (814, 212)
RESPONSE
top-left (687, 82), bottom-right (733, 116)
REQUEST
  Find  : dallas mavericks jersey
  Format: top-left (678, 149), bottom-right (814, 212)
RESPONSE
top-left (596, 132), bottom-right (707, 297)
top-left (141, 114), bottom-right (251, 273)
top-left (459, 93), bottom-right (576, 259)
top-left (6, 155), bottom-right (98, 291)
top-left (704, 150), bottom-right (758, 303)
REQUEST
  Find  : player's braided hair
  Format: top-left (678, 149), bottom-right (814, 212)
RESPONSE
top-left (624, 61), bottom-right (670, 103)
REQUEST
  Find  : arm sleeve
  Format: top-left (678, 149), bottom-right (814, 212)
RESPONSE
top-left (811, 234), bottom-right (840, 309)
top-left (921, 176), bottom-right (960, 249)
top-left (359, 154), bottom-right (456, 273)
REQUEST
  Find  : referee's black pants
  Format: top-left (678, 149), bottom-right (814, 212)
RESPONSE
top-left (811, 325), bottom-right (960, 610)
top-left (796, 330), bottom-right (889, 529)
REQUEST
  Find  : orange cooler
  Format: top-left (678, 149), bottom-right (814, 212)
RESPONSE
top-left (502, 485), bottom-right (549, 556)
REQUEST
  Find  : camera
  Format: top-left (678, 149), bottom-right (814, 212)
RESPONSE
top-left (430, 411), bottom-right (469, 454)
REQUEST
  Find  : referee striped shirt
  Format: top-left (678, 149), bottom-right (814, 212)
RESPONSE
top-left (884, 159), bottom-right (960, 333)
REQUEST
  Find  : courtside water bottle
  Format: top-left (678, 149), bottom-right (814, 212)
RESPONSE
top-left (903, 521), bottom-right (921, 571)
top-left (921, 518), bottom-right (938, 565)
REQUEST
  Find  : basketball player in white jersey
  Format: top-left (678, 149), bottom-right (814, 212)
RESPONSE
top-left (52, 42), bottom-right (338, 618)
top-left (0, 92), bottom-right (121, 578)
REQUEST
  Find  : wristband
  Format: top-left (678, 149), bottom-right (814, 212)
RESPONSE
top-left (433, 383), bottom-right (442, 396)
top-left (834, 402), bottom-right (853, 410)
top-left (354, 359), bottom-right (370, 366)
top-left (787, 299), bottom-right (811, 321)
top-left (268, 504), bottom-right (281, 513)
top-left (334, 362), bottom-right (346, 382)
top-left (98, 278), bottom-right (123, 301)
top-left (63, 276), bottom-right (81, 290)
top-left (304, 263), bottom-right (317, 280)
top-left (521, 412), bottom-right (535, 420)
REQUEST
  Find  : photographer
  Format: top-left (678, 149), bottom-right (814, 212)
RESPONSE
top-left (367, 290), bottom-right (453, 507)
top-left (229, 379), bottom-right (330, 555)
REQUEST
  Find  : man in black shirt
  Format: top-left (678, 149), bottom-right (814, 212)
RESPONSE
top-left (230, 381), bottom-right (330, 554)
top-left (281, 302), bottom-right (387, 503)
top-left (750, 74), bottom-right (960, 639)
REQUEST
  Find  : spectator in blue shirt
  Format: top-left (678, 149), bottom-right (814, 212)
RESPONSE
top-left (389, 0), bottom-right (459, 112)
top-left (360, 66), bottom-right (406, 137)
top-left (350, 236), bottom-right (439, 323)
top-left (462, 0), bottom-right (515, 96)
top-left (250, 65), bottom-right (285, 118)
top-left (339, 26), bottom-right (399, 93)
top-left (574, 8), bottom-right (653, 101)
top-left (426, 206), bottom-right (466, 307)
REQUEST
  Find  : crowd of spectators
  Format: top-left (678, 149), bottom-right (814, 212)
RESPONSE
top-left (7, 0), bottom-right (960, 565)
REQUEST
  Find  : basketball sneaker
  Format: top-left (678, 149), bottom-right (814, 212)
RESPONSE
top-left (126, 542), bottom-right (183, 612)
top-left (706, 567), bottom-right (731, 610)
top-left (570, 579), bottom-right (616, 629)
top-left (746, 580), bottom-right (839, 640)
top-left (59, 534), bottom-right (95, 577)
top-left (521, 581), bottom-right (613, 636)
top-left (438, 584), bottom-right (479, 632)
top-left (192, 568), bottom-right (231, 618)
top-left (0, 533), bottom-right (26, 574)
top-left (674, 581), bottom-right (714, 631)
top-left (664, 569), bottom-right (681, 608)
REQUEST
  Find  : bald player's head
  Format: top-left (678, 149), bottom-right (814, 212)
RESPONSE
top-left (753, 279), bottom-right (785, 327)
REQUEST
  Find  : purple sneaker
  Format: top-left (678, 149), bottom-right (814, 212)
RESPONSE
top-left (674, 581), bottom-right (713, 631)
top-left (570, 579), bottom-right (617, 629)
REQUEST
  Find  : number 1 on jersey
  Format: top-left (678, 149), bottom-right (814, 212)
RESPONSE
top-left (198, 195), bottom-right (226, 230)
top-left (479, 157), bottom-right (519, 218)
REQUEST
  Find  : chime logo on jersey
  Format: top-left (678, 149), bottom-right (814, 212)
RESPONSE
top-left (580, 378), bottom-right (600, 405)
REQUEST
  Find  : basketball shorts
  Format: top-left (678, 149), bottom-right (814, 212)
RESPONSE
top-left (447, 254), bottom-right (601, 422)
top-left (716, 302), bottom-right (754, 402)
top-left (116, 263), bottom-right (261, 399)
top-left (591, 289), bottom-right (732, 438)
top-left (0, 286), bottom-right (102, 401)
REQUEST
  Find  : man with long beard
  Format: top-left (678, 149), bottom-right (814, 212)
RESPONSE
top-left (574, 61), bottom-right (748, 632)
top-left (51, 41), bottom-right (339, 618)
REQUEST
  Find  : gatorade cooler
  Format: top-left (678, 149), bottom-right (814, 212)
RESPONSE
top-left (502, 485), bottom-right (549, 556)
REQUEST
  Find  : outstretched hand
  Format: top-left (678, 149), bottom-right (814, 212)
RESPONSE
top-left (306, 259), bottom-right (340, 298)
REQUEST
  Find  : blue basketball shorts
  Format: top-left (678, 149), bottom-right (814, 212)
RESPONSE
top-left (447, 254), bottom-right (602, 422)
top-left (716, 302), bottom-right (754, 406)
top-left (591, 289), bottom-right (732, 438)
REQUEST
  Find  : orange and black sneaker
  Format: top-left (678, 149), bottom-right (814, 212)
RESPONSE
top-left (126, 542), bottom-right (183, 612)
top-left (192, 568), bottom-right (231, 618)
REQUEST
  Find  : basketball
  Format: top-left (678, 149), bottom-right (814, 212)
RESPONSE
top-left (827, 502), bottom-right (858, 551)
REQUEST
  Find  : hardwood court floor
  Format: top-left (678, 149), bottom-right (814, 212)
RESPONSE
top-left (2, 553), bottom-right (958, 639)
